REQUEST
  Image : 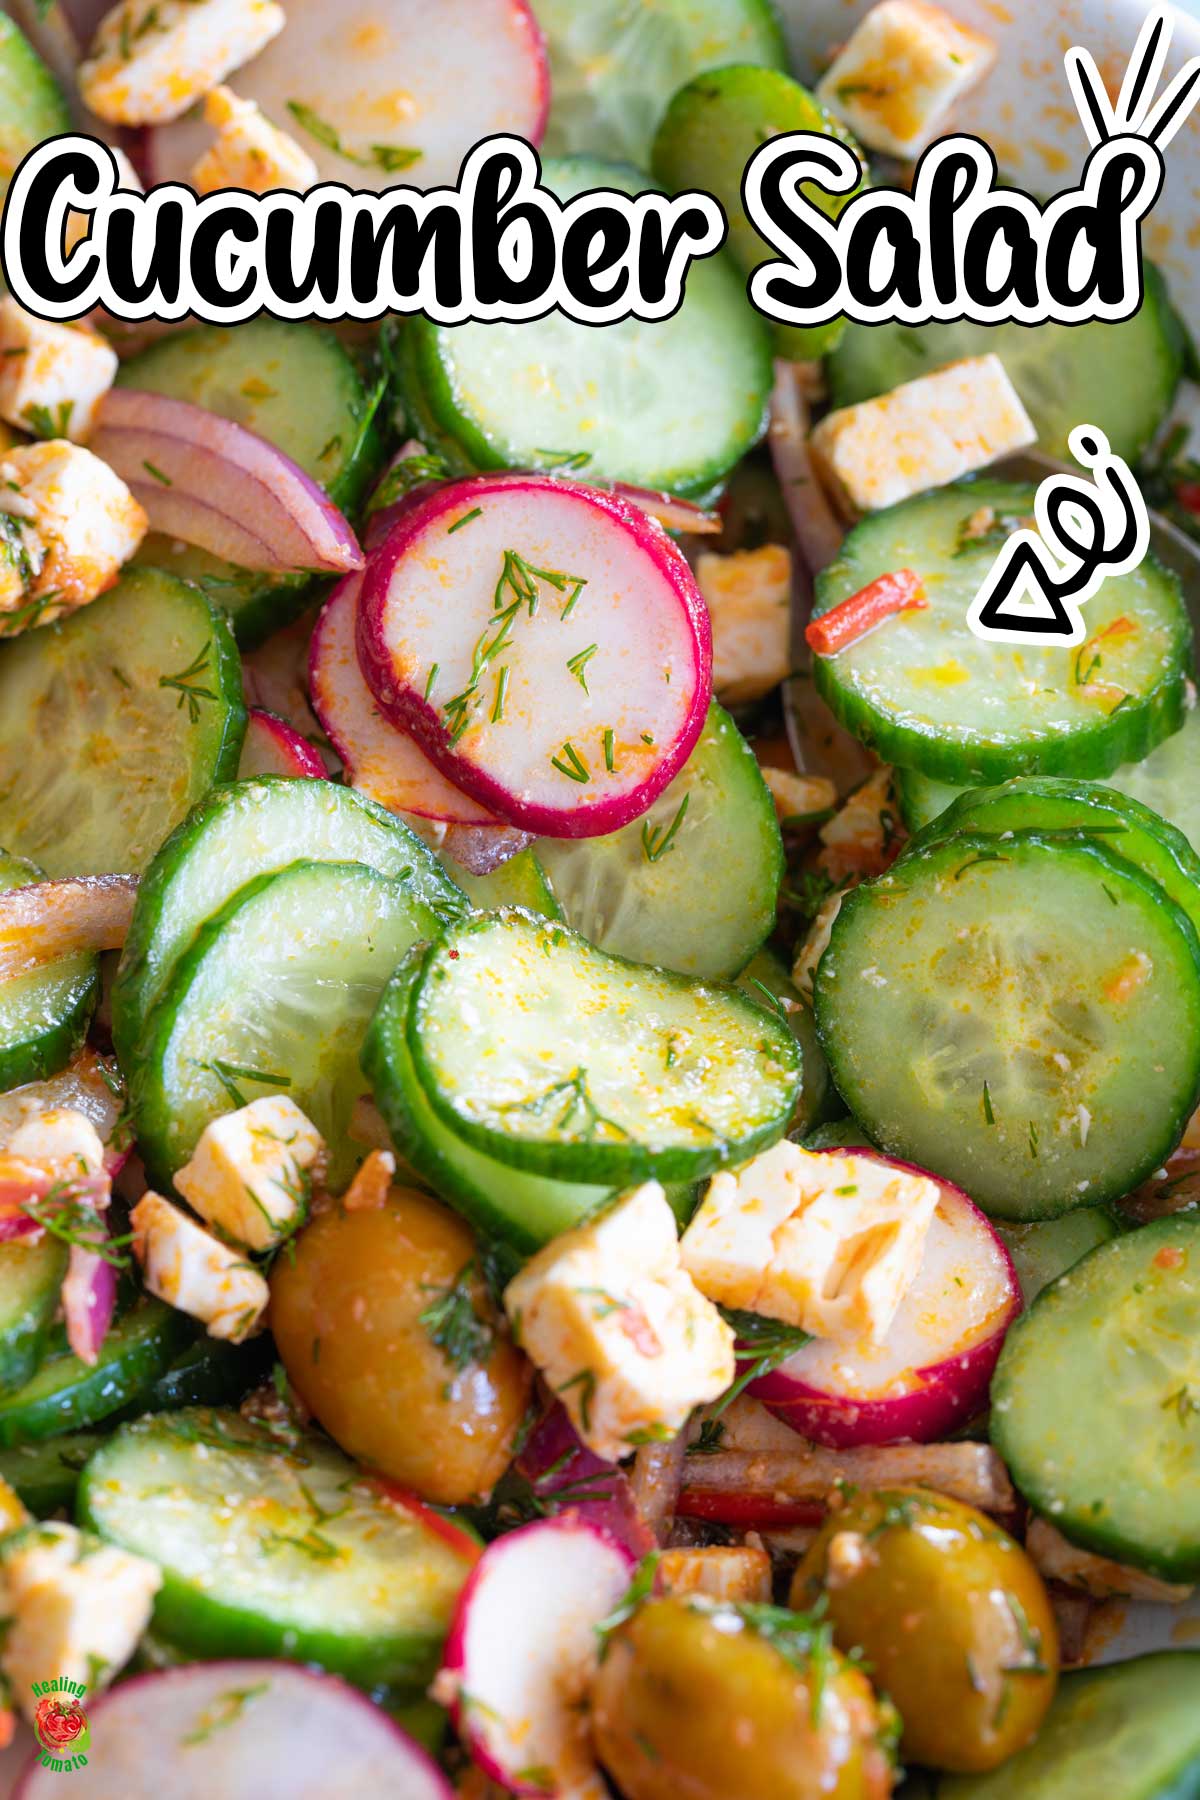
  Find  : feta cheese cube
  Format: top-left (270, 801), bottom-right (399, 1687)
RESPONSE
top-left (79, 0), bottom-right (285, 127)
top-left (680, 1140), bottom-right (938, 1344)
top-left (174, 1095), bottom-right (323, 1252)
top-left (7, 1109), bottom-right (106, 1179)
top-left (0, 302), bottom-right (117, 445)
top-left (504, 1183), bottom-right (735, 1463)
top-left (760, 767), bottom-right (837, 830)
top-left (696, 545), bottom-right (792, 705)
top-left (810, 355), bottom-right (1035, 518)
top-left (817, 0), bottom-right (996, 159)
top-left (1, 1521), bottom-right (161, 1707)
top-left (0, 440), bottom-right (147, 626)
top-left (191, 85), bottom-right (320, 195)
top-left (65, 148), bottom-right (143, 256)
top-left (131, 1191), bottom-right (269, 1340)
top-left (658, 1546), bottom-right (772, 1604)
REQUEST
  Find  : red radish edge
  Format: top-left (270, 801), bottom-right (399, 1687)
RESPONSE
top-left (358, 474), bottom-right (712, 839)
top-left (516, 1404), bottom-right (656, 1558)
top-left (750, 1151), bottom-right (1020, 1448)
top-left (238, 709), bottom-right (328, 780)
top-left (515, 0), bottom-right (551, 146)
top-left (61, 1239), bottom-right (118, 1365)
top-left (368, 1475), bottom-right (483, 1564)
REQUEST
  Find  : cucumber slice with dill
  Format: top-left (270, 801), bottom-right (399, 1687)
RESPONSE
top-left (537, 702), bottom-right (782, 980)
top-left (0, 15), bottom-right (70, 209)
top-left (0, 568), bottom-right (245, 878)
top-left (813, 481), bottom-right (1192, 784)
top-left (0, 1429), bottom-right (104, 1516)
top-left (78, 1409), bottom-right (476, 1692)
top-left (130, 859), bottom-right (453, 1189)
top-left (991, 1218), bottom-right (1200, 1579)
top-left (406, 909), bottom-right (800, 1183)
top-left (0, 1233), bottom-right (67, 1397)
top-left (736, 947), bottom-right (833, 1138)
top-left (0, 1298), bottom-right (193, 1447)
top-left (0, 850), bottom-right (98, 1089)
top-left (815, 829), bottom-right (1200, 1219)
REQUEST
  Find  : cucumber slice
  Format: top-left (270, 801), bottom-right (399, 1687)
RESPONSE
top-left (0, 15), bottom-right (69, 209)
top-left (409, 157), bottom-right (772, 498)
top-left (995, 1208), bottom-right (1119, 1306)
top-left (0, 1298), bottom-right (192, 1447)
top-left (991, 1218), bottom-right (1200, 1578)
top-left (736, 947), bottom-right (834, 1138)
top-left (78, 1409), bottom-right (476, 1691)
top-left (815, 830), bottom-right (1200, 1219)
top-left (0, 1429), bottom-right (104, 1516)
top-left (828, 268), bottom-right (1185, 464)
top-left (0, 568), bottom-right (246, 878)
top-left (802, 1119), bottom-right (874, 1151)
top-left (121, 322), bottom-right (383, 646)
top-left (813, 481), bottom-right (1192, 784)
top-left (939, 1652), bottom-right (1200, 1800)
top-left (0, 1233), bottom-right (66, 1396)
top-left (365, 952), bottom-right (616, 1253)
top-left (442, 847), bottom-right (562, 919)
top-left (537, 703), bottom-right (782, 980)
top-left (540, 0), bottom-right (785, 165)
top-left (130, 859), bottom-right (451, 1189)
top-left (112, 775), bottom-right (462, 1071)
top-left (0, 851), bottom-right (98, 1089)
top-left (119, 1333), bottom-right (274, 1418)
top-left (652, 63), bottom-right (863, 360)
top-left (407, 909), bottom-right (801, 1182)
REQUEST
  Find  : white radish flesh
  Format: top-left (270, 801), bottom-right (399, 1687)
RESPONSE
top-left (238, 708), bottom-right (328, 780)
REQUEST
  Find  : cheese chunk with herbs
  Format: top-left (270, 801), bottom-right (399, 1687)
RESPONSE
top-left (131, 1191), bottom-right (269, 1341)
top-left (696, 544), bottom-right (792, 705)
top-left (7, 1108), bottom-right (106, 1179)
top-left (681, 1140), bottom-right (938, 1344)
top-left (191, 85), bottom-right (320, 194)
top-left (79, 0), bottom-right (285, 126)
top-left (1, 1521), bottom-right (161, 1707)
top-left (0, 440), bottom-right (147, 628)
top-left (810, 355), bottom-right (1035, 518)
top-left (174, 1094), bottom-right (322, 1252)
top-left (0, 302), bottom-right (117, 444)
top-left (504, 1182), bottom-right (735, 1463)
top-left (817, 0), bottom-right (996, 159)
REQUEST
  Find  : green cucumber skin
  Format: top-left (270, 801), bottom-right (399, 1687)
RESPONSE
top-left (736, 947), bottom-right (834, 1137)
top-left (113, 1333), bottom-right (275, 1420)
top-left (0, 970), bottom-right (96, 1094)
top-left (0, 1236), bottom-right (67, 1398)
top-left (992, 1218), bottom-right (1200, 1579)
top-left (0, 1430), bottom-right (105, 1517)
top-left (0, 15), bottom-right (70, 209)
top-left (444, 847), bottom-right (562, 919)
top-left (0, 851), bottom-right (98, 1093)
top-left (996, 1208), bottom-right (1119, 1306)
top-left (0, 1300), bottom-right (193, 1447)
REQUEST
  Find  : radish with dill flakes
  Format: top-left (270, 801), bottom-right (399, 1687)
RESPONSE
top-left (358, 475), bottom-right (712, 837)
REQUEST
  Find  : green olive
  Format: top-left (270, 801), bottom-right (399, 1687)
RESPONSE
top-left (592, 1594), bottom-right (898, 1800)
top-left (791, 1488), bottom-right (1059, 1773)
top-left (271, 1186), bottom-right (531, 1505)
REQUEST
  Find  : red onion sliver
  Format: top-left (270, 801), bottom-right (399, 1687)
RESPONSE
top-left (62, 1242), bottom-right (118, 1367)
top-left (608, 483), bottom-right (722, 536)
top-left (92, 390), bottom-right (363, 576)
top-left (0, 875), bottom-right (138, 981)
top-left (516, 1405), bottom-right (655, 1558)
top-left (441, 823), bottom-right (533, 876)
top-left (768, 359), bottom-right (844, 577)
top-left (58, 0), bottom-right (115, 48)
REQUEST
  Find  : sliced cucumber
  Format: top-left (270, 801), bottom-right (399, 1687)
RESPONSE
top-left (0, 1233), bottom-right (66, 1396)
top-left (78, 1409), bottom-right (476, 1691)
top-left (0, 850), bottom-right (97, 1089)
top-left (0, 1429), bottom-right (105, 1517)
top-left (117, 1333), bottom-right (274, 1418)
top-left (540, 0), bottom-right (786, 165)
top-left (121, 322), bottom-right (383, 646)
top-left (407, 909), bottom-right (800, 1182)
top-left (812, 481), bottom-right (1191, 784)
top-left (441, 847), bottom-right (562, 920)
top-left (802, 1119), bottom-right (873, 1151)
top-left (736, 947), bottom-right (833, 1138)
top-left (815, 830), bottom-right (1200, 1219)
top-left (940, 1652), bottom-right (1200, 1800)
top-left (112, 776), bottom-right (462, 1070)
top-left (828, 268), bottom-right (1185, 464)
top-left (894, 766), bottom-right (966, 834)
top-left (0, 1298), bottom-right (192, 1447)
top-left (0, 568), bottom-right (246, 878)
top-left (0, 15), bottom-right (70, 209)
top-left (408, 157), bottom-right (772, 498)
top-left (130, 859), bottom-right (450, 1189)
top-left (652, 63), bottom-right (863, 360)
top-left (537, 703), bottom-right (782, 980)
top-left (992, 1218), bottom-right (1200, 1578)
top-left (996, 1208), bottom-right (1119, 1306)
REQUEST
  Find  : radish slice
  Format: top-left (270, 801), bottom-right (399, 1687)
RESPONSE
top-left (438, 1515), bottom-right (634, 1795)
top-left (92, 390), bottom-right (363, 577)
top-left (61, 1238), bottom-right (118, 1366)
top-left (141, 0), bottom-right (547, 191)
top-left (358, 475), bottom-right (712, 838)
top-left (240, 612), bottom-right (335, 772)
top-left (516, 1405), bottom-right (656, 1558)
top-left (238, 709), bottom-right (328, 780)
top-left (0, 875), bottom-right (138, 981)
top-left (749, 1153), bottom-right (1020, 1447)
top-left (309, 573), bottom-right (500, 825)
top-left (13, 1661), bottom-right (452, 1798)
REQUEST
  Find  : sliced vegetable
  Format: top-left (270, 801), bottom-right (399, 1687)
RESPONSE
top-left (120, 1332), bottom-right (274, 1418)
top-left (0, 1297), bottom-right (192, 1446)
top-left (0, 1234), bottom-right (67, 1396)
top-left (61, 1238), bottom-right (118, 1366)
top-left (79, 1410), bottom-right (478, 1691)
top-left (443, 846), bottom-right (561, 919)
top-left (0, 1049), bottom-right (125, 1163)
top-left (0, 568), bottom-right (246, 877)
top-left (237, 708), bottom-right (327, 780)
top-left (735, 948), bottom-right (833, 1137)
top-left (513, 1404), bottom-right (656, 1558)
top-left (441, 823), bottom-right (532, 876)
top-left (0, 1428), bottom-right (104, 1516)
top-left (0, 874), bottom-right (137, 980)
top-left (805, 570), bottom-right (926, 658)
top-left (0, 14), bottom-right (69, 209)
top-left (0, 853), bottom-right (98, 1090)
top-left (996, 1208), bottom-right (1119, 1305)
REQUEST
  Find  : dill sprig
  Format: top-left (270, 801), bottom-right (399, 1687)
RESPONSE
top-left (419, 1260), bottom-right (495, 1374)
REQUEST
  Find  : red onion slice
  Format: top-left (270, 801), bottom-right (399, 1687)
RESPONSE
top-left (62, 1241), bottom-right (119, 1366)
top-left (0, 874), bottom-right (138, 981)
top-left (441, 823), bottom-right (533, 876)
top-left (516, 1405), bottom-right (655, 1558)
top-left (92, 390), bottom-right (363, 576)
top-left (609, 482), bottom-right (722, 536)
top-left (768, 360), bottom-right (844, 577)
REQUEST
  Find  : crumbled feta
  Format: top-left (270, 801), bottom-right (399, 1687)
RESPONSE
top-left (0, 301), bottom-right (117, 444)
top-left (680, 1140), bottom-right (938, 1344)
top-left (1, 1521), bottom-right (161, 1708)
top-left (0, 440), bottom-right (146, 627)
top-left (760, 767), bottom-right (837, 829)
top-left (503, 1183), bottom-right (735, 1463)
top-left (79, 0), bottom-right (285, 126)
top-left (810, 356), bottom-right (1035, 518)
top-left (191, 85), bottom-right (320, 194)
top-left (6, 1109), bottom-right (106, 1180)
top-left (657, 1546), bottom-right (772, 1604)
top-left (131, 1191), bottom-right (269, 1340)
top-left (817, 0), bottom-right (996, 159)
top-left (818, 765), bottom-right (898, 881)
top-left (696, 544), bottom-right (792, 705)
top-left (792, 889), bottom-right (844, 1000)
top-left (174, 1095), bottom-right (323, 1252)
